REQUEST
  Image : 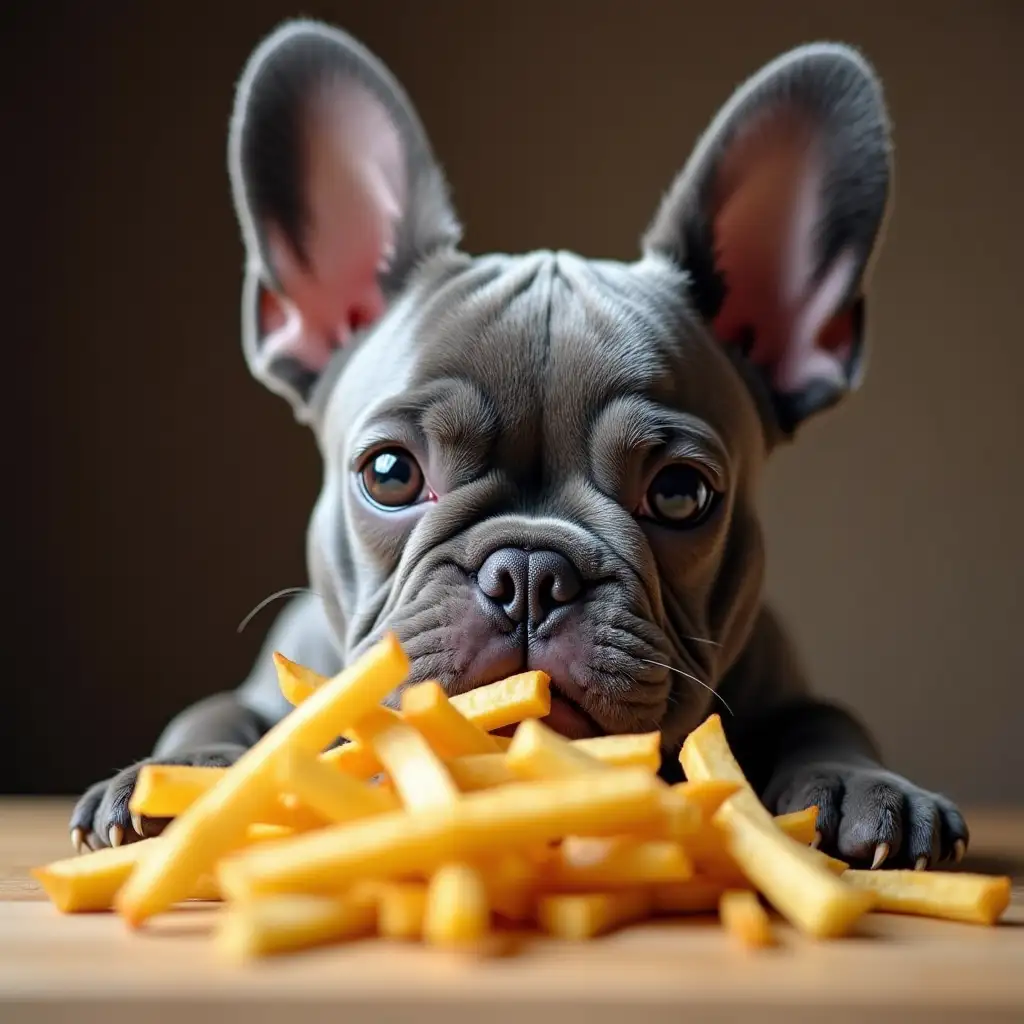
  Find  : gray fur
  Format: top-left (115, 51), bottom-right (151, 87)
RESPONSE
top-left (72, 21), bottom-right (967, 869)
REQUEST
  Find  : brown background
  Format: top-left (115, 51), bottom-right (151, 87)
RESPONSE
top-left (4, 1), bottom-right (1021, 803)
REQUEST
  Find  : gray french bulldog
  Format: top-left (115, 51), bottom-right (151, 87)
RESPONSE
top-left (71, 21), bottom-right (968, 870)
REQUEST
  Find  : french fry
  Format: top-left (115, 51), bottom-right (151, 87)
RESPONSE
top-left (572, 732), bottom-right (662, 772)
top-left (718, 804), bottom-right (875, 938)
top-left (31, 822), bottom-right (292, 914)
top-left (216, 894), bottom-right (376, 960)
top-left (844, 870), bottom-right (1012, 926)
top-left (482, 852), bottom-right (538, 923)
top-left (216, 768), bottom-right (664, 901)
top-left (774, 806), bottom-right (819, 845)
top-left (115, 634), bottom-right (410, 926)
top-left (32, 842), bottom-right (215, 913)
top-left (320, 673), bottom-right (550, 780)
top-left (680, 714), bottom-right (774, 825)
top-left (449, 671), bottom-right (551, 731)
top-left (129, 765), bottom-right (224, 820)
top-left (447, 733), bottom-right (664, 793)
top-left (545, 836), bottom-right (694, 889)
top-left (681, 716), bottom-right (874, 938)
top-left (719, 889), bottom-right (775, 948)
top-left (423, 863), bottom-right (491, 946)
top-left (538, 889), bottom-right (652, 939)
top-left (356, 707), bottom-right (461, 811)
top-left (506, 719), bottom-right (608, 780)
top-left (273, 653), bottom-right (328, 706)
top-left (376, 882), bottom-right (429, 940)
top-left (673, 780), bottom-right (742, 819)
top-left (446, 753), bottom-right (516, 792)
top-left (319, 740), bottom-right (388, 779)
top-left (654, 877), bottom-right (731, 915)
top-left (401, 681), bottom-right (502, 757)
top-left (131, 766), bottom-right (325, 832)
top-left (277, 749), bottom-right (400, 823)
top-left (806, 847), bottom-right (851, 875)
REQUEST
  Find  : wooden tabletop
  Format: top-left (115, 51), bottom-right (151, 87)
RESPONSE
top-left (2, 799), bottom-right (1023, 1024)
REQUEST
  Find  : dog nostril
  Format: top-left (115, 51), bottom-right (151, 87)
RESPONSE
top-left (528, 552), bottom-right (582, 625)
top-left (476, 548), bottom-right (530, 624)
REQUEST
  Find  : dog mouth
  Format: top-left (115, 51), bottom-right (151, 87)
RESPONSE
top-left (494, 685), bottom-right (603, 740)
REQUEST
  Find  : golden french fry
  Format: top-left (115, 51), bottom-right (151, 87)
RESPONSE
top-left (319, 674), bottom-right (547, 779)
top-left (571, 732), bottom-right (662, 772)
top-left (356, 707), bottom-right (461, 811)
top-left (130, 765), bottom-right (323, 829)
top-left (217, 768), bottom-right (664, 901)
top-left (774, 806), bottom-right (819, 845)
top-left (216, 894), bottom-right (375, 960)
top-left (376, 882), bottom-right (429, 940)
top-left (449, 671), bottom-right (551, 731)
top-left (673, 780), bottom-right (742, 819)
top-left (481, 852), bottom-right (538, 923)
top-left (545, 836), bottom-right (693, 889)
top-left (447, 733), bottom-right (664, 793)
top-left (32, 827), bottom-right (282, 914)
top-left (680, 714), bottom-right (774, 825)
top-left (538, 889), bottom-right (652, 939)
top-left (506, 719), bottom-right (608, 780)
top-left (277, 749), bottom-right (401, 823)
top-left (843, 870), bottom-right (1011, 926)
top-left (805, 847), bottom-right (850, 875)
top-left (273, 653), bottom-right (328, 706)
top-left (319, 740), bottom-right (387, 779)
top-left (116, 634), bottom-right (410, 926)
top-left (129, 765), bottom-right (223, 820)
top-left (423, 863), bottom-right (490, 946)
top-left (719, 889), bottom-right (775, 948)
top-left (718, 804), bottom-right (875, 938)
top-left (653, 877), bottom-right (732, 915)
top-left (401, 681), bottom-right (502, 758)
top-left (446, 753), bottom-right (516, 792)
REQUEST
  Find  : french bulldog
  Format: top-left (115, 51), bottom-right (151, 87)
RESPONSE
top-left (71, 20), bottom-right (968, 870)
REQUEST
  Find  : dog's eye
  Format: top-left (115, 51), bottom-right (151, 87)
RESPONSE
top-left (359, 448), bottom-right (425, 509)
top-left (641, 464), bottom-right (718, 527)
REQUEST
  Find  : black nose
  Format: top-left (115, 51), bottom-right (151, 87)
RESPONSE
top-left (476, 548), bottom-right (583, 626)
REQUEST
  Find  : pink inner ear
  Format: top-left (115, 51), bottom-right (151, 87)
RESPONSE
top-left (710, 113), bottom-right (854, 395)
top-left (260, 82), bottom-right (407, 372)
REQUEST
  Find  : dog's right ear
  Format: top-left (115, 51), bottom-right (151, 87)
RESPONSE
top-left (229, 21), bottom-right (461, 419)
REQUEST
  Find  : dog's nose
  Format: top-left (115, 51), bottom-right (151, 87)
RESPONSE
top-left (476, 548), bottom-right (582, 626)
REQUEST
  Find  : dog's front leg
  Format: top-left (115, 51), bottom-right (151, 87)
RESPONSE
top-left (717, 609), bottom-right (969, 870)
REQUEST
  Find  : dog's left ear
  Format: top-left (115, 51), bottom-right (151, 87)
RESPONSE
top-left (643, 44), bottom-right (892, 435)
top-left (229, 21), bottom-right (461, 419)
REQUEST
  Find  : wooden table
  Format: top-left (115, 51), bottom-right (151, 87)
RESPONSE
top-left (2, 799), bottom-right (1023, 1024)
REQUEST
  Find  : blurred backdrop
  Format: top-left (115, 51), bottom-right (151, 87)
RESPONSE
top-left (4, 1), bottom-right (1021, 802)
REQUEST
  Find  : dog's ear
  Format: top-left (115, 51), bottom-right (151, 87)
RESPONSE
top-left (229, 21), bottom-right (460, 419)
top-left (643, 44), bottom-right (891, 435)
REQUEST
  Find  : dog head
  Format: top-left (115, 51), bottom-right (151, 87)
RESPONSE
top-left (228, 22), bottom-right (891, 748)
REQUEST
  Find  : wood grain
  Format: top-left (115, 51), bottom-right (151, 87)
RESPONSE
top-left (1, 799), bottom-right (1022, 1024)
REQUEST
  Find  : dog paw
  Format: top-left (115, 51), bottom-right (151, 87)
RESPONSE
top-left (68, 744), bottom-right (246, 853)
top-left (767, 763), bottom-right (969, 869)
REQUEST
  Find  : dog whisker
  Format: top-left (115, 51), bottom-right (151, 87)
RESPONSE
top-left (236, 587), bottom-right (321, 634)
top-left (685, 636), bottom-right (721, 647)
top-left (639, 657), bottom-right (733, 716)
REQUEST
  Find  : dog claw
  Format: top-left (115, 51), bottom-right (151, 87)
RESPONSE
top-left (871, 843), bottom-right (890, 870)
top-left (810, 831), bottom-right (822, 850)
top-left (914, 855), bottom-right (928, 872)
top-left (71, 828), bottom-right (86, 855)
top-left (109, 824), bottom-right (125, 848)
top-left (131, 812), bottom-right (143, 837)
top-left (953, 839), bottom-right (966, 864)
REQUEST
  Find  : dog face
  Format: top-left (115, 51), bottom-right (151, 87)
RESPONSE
top-left (228, 22), bottom-right (891, 748)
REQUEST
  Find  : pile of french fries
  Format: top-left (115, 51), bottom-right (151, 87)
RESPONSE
top-left (34, 635), bottom-right (1011, 960)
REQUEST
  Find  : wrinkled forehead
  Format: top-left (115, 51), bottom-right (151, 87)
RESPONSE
top-left (324, 251), bottom-right (764, 478)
